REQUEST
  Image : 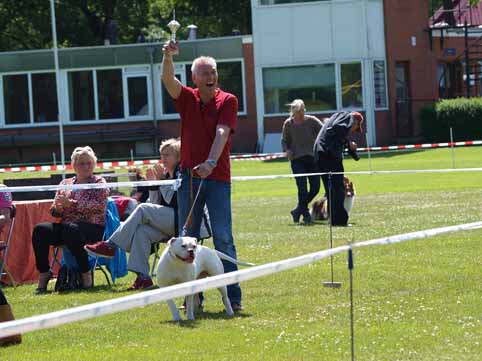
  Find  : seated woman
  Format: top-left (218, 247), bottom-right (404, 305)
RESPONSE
top-left (85, 138), bottom-right (180, 290)
top-left (32, 146), bottom-right (108, 293)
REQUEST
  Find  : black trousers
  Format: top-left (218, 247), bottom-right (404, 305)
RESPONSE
top-left (32, 222), bottom-right (105, 273)
top-left (317, 153), bottom-right (348, 226)
top-left (290, 155), bottom-right (321, 212)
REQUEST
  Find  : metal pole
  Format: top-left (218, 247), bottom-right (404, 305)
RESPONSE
top-left (147, 46), bottom-right (159, 154)
top-left (348, 245), bottom-right (355, 361)
top-left (465, 20), bottom-right (470, 98)
top-left (323, 172), bottom-right (341, 288)
top-left (49, 0), bottom-right (66, 179)
top-left (130, 149), bottom-right (134, 162)
top-left (365, 132), bottom-right (372, 173)
top-left (449, 127), bottom-right (455, 169)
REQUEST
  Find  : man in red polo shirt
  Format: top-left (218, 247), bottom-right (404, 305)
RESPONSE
top-left (162, 40), bottom-right (243, 311)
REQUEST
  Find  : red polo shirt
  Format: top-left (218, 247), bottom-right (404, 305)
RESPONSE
top-left (175, 85), bottom-right (238, 183)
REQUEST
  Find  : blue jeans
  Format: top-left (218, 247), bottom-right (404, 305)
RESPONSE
top-left (290, 155), bottom-right (321, 213)
top-left (177, 170), bottom-right (242, 304)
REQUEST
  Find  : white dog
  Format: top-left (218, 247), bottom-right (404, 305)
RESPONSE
top-left (156, 236), bottom-right (254, 321)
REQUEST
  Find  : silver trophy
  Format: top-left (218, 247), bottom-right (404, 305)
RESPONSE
top-left (167, 11), bottom-right (180, 55)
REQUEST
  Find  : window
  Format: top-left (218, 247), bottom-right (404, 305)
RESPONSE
top-left (340, 63), bottom-right (363, 109)
top-left (97, 69), bottom-right (124, 119)
top-left (127, 76), bottom-right (148, 116)
top-left (32, 73), bottom-right (58, 123)
top-left (162, 74), bottom-right (181, 114)
top-left (3, 74), bottom-right (30, 124)
top-left (373, 60), bottom-right (387, 108)
top-left (68, 71), bottom-right (95, 121)
top-left (184, 61), bottom-right (245, 112)
top-left (263, 64), bottom-right (336, 114)
top-left (217, 62), bottom-right (244, 111)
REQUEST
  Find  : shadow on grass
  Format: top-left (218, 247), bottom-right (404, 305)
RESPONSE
top-left (160, 310), bottom-right (251, 327)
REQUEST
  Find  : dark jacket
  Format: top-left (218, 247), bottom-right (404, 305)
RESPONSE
top-left (149, 164), bottom-right (179, 235)
top-left (314, 112), bottom-right (355, 162)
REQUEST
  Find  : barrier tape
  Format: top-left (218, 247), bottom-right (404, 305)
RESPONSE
top-left (1, 167), bottom-right (482, 193)
top-left (1, 139), bottom-right (480, 173)
top-left (0, 220), bottom-right (480, 338)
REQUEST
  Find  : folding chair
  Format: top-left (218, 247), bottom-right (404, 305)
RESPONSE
top-left (0, 205), bottom-right (16, 286)
top-left (49, 197), bottom-right (127, 288)
top-left (150, 207), bottom-right (212, 277)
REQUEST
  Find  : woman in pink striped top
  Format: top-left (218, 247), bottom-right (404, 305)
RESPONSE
top-left (32, 146), bottom-right (108, 293)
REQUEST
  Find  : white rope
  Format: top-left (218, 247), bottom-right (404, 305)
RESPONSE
top-left (2, 167), bottom-right (482, 193)
top-left (1, 220), bottom-right (480, 338)
top-left (0, 179), bottom-right (176, 193)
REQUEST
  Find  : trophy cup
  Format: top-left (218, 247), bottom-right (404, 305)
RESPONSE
top-left (167, 11), bottom-right (180, 55)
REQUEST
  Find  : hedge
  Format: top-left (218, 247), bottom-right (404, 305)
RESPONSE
top-left (420, 98), bottom-right (482, 142)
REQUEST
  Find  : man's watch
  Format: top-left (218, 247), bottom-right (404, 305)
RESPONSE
top-left (206, 159), bottom-right (217, 168)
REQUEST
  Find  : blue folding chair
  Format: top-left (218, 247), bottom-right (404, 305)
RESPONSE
top-left (51, 197), bottom-right (128, 287)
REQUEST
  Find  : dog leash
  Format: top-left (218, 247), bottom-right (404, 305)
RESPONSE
top-left (181, 176), bottom-right (204, 237)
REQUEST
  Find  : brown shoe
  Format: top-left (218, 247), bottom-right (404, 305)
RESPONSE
top-left (127, 276), bottom-right (154, 291)
top-left (231, 303), bottom-right (244, 312)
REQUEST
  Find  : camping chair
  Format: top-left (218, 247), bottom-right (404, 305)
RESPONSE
top-left (150, 207), bottom-right (212, 277)
top-left (49, 197), bottom-right (127, 288)
top-left (0, 205), bottom-right (16, 286)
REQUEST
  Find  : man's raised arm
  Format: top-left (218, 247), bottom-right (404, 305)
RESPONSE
top-left (161, 41), bottom-right (182, 100)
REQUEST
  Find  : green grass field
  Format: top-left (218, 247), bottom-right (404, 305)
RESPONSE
top-left (1, 147), bottom-right (481, 361)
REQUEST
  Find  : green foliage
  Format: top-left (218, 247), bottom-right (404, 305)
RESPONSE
top-left (0, 1), bottom-right (251, 52)
top-left (420, 98), bottom-right (482, 142)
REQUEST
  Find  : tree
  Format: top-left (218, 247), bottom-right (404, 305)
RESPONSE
top-left (0, 0), bottom-right (252, 52)
top-left (150, 0), bottom-right (252, 39)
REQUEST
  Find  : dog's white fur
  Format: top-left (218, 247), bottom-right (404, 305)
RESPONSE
top-left (310, 177), bottom-right (356, 221)
top-left (156, 236), bottom-right (253, 321)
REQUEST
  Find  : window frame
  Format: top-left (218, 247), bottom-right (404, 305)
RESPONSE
top-left (0, 58), bottom-right (247, 128)
top-left (65, 65), bottom-right (153, 125)
top-left (338, 61), bottom-right (365, 111)
top-left (123, 67), bottom-right (152, 119)
top-left (373, 58), bottom-right (389, 111)
top-left (1, 71), bottom-right (59, 128)
top-left (262, 60), bottom-right (364, 117)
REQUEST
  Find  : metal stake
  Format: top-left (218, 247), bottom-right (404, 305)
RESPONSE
top-left (449, 127), bottom-right (455, 169)
top-left (323, 172), bottom-right (341, 288)
top-left (348, 243), bottom-right (355, 361)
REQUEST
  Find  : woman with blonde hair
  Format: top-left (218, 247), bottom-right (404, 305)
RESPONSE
top-left (281, 99), bottom-right (324, 224)
top-left (32, 146), bottom-right (108, 293)
top-left (85, 138), bottom-right (181, 290)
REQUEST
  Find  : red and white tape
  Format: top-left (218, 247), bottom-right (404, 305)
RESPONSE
top-left (0, 140), bottom-right (480, 173)
top-left (358, 139), bottom-right (482, 152)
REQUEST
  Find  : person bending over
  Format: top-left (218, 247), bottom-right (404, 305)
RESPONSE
top-left (85, 139), bottom-right (180, 290)
top-left (32, 146), bottom-right (108, 293)
top-left (313, 112), bottom-right (363, 227)
top-left (282, 99), bottom-right (323, 224)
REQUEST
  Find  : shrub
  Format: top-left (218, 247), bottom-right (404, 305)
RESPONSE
top-left (420, 98), bottom-right (482, 142)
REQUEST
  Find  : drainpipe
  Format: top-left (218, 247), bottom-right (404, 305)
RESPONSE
top-left (147, 45), bottom-right (159, 154)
